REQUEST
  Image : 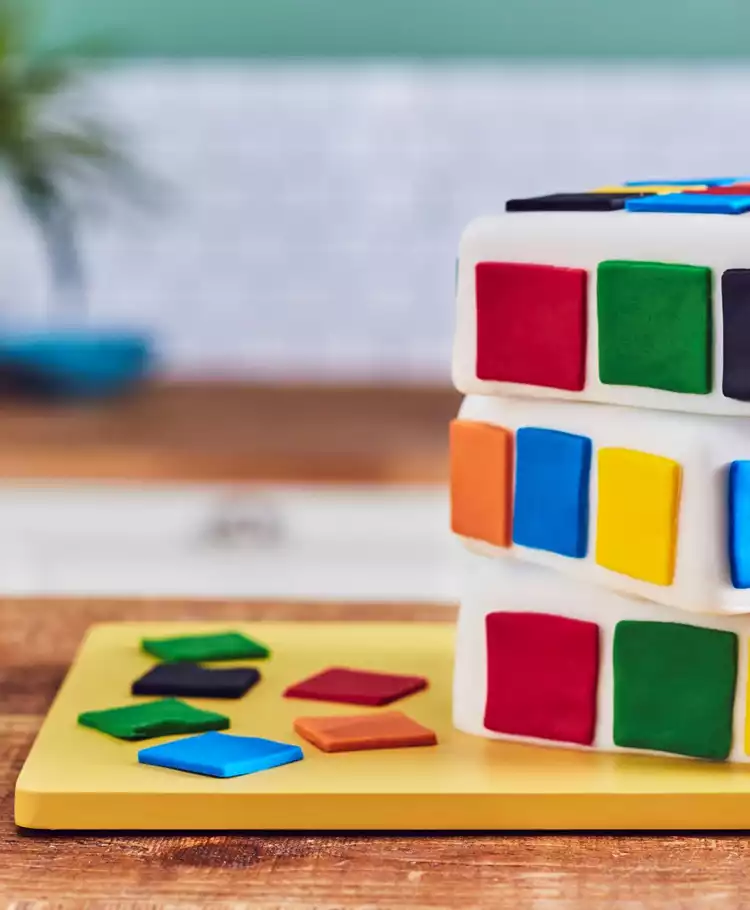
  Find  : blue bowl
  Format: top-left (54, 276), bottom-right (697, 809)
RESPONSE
top-left (0, 330), bottom-right (153, 398)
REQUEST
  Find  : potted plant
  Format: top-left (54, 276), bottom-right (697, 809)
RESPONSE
top-left (0, 0), bottom-right (153, 399)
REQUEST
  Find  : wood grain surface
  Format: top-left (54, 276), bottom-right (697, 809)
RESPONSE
top-left (1, 598), bottom-right (749, 909)
top-left (0, 381), bottom-right (458, 484)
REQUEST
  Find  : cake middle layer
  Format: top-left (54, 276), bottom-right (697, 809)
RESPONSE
top-left (452, 393), bottom-right (750, 615)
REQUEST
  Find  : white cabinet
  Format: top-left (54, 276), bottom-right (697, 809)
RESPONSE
top-left (0, 483), bottom-right (458, 602)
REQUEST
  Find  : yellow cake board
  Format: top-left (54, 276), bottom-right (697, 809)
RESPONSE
top-left (15, 621), bottom-right (750, 831)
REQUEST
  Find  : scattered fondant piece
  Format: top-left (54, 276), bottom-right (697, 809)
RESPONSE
top-left (722, 269), bottom-right (750, 402)
top-left (141, 631), bottom-right (269, 662)
top-left (450, 419), bottom-right (513, 547)
top-left (512, 427), bottom-right (591, 558)
top-left (132, 663), bottom-right (261, 699)
top-left (505, 192), bottom-right (651, 212)
top-left (596, 448), bottom-right (681, 587)
top-left (597, 259), bottom-right (712, 395)
top-left (78, 698), bottom-right (230, 741)
top-left (484, 611), bottom-right (600, 746)
top-left (613, 620), bottom-right (737, 761)
top-left (475, 261), bottom-right (587, 391)
top-left (625, 194), bottom-right (750, 214)
top-left (728, 461), bottom-right (750, 589)
top-left (284, 667), bottom-right (428, 706)
top-left (138, 731), bottom-right (303, 778)
top-left (293, 711), bottom-right (438, 753)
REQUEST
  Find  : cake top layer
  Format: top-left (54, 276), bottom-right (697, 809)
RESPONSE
top-left (453, 197), bottom-right (750, 416)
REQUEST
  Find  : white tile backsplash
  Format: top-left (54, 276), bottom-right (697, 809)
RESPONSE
top-left (0, 62), bottom-right (749, 380)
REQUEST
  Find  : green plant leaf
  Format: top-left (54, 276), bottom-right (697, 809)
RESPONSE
top-left (0, 0), bottom-right (153, 314)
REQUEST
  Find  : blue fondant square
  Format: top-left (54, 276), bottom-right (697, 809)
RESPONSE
top-left (512, 427), bottom-right (592, 558)
top-left (729, 461), bottom-right (750, 588)
top-left (138, 731), bottom-right (304, 778)
top-left (625, 194), bottom-right (750, 215)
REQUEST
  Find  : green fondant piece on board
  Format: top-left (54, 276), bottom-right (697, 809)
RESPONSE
top-left (597, 260), bottom-right (712, 394)
top-left (78, 698), bottom-right (230, 741)
top-left (142, 631), bottom-right (270, 662)
top-left (613, 621), bottom-right (737, 761)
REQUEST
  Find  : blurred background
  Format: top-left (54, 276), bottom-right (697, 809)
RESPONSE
top-left (0, 0), bottom-right (744, 602)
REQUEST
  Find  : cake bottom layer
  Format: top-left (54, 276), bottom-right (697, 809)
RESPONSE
top-left (454, 554), bottom-right (750, 763)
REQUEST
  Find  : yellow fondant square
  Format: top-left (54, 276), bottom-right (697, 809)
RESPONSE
top-left (596, 448), bottom-right (681, 586)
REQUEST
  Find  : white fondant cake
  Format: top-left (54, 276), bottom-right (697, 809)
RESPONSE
top-left (450, 179), bottom-right (750, 763)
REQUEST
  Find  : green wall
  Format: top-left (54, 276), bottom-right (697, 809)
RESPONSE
top-left (35, 0), bottom-right (750, 59)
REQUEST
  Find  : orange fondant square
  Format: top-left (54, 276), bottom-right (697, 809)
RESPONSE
top-left (450, 419), bottom-right (513, 546)
top-left (293, 711), bottom-right (438, 753)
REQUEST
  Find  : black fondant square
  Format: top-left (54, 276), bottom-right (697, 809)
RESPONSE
top-left (723, 269), bottom-right (750, 401)
top-left (505, 192), bottom-right (652, 213)
top-left (132, 663), bottom-right (261, 699)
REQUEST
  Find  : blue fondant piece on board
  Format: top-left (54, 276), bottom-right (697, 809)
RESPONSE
top-left (512, 427), bottom-right (592, 559)
top-left (624, 177), bottom-right (744, 187)
top-left (729, 461), bottom-right (750, 589)
top-left (138, 731), bottom-right (304, 778)
top-left (625, 194), bottom-right (750, 214)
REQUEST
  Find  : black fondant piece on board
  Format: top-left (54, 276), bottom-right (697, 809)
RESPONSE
top-left (723, 269), bottom-right (750, 401)
top-left (132, 662), bottom-right (261, 699)
top-left (505, 192), bottom-right (654, 213)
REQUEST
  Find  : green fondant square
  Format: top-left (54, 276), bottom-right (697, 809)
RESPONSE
top-left (78, 698), bottom-right (230, 741)
top-left (597, 260), bottom-right (712, 394)
top-left (142, 631), bottom-right (270, 662)
top-left (613, 621), bottom-right (737, 761)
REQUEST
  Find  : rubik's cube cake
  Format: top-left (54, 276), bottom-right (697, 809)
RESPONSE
top-left (450, 176), bottom-right (750, 763)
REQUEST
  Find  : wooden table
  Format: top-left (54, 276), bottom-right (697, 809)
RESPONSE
top-left (1, 599), bottom-right (748, 908)
top-left (0, 381), bottom-right (459, 483)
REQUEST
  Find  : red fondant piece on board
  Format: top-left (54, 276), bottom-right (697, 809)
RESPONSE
top-left (484, 612), bottom-right (600, 745)
top-left (284, 667), bottom-right (428, 706)
top-left (685, 184), bottom-right (750, 195)
top-left (475, 261), bottom-right (587, 391)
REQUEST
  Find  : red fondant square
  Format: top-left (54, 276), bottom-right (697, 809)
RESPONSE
top-left (283, 667), bottom-right (428, 706)
top-left (484, 612), bottom-right (599, 745)
top-left (685, 184), bottom-right (750, 195)
top-left (476, 261), bottom-right (587, 390)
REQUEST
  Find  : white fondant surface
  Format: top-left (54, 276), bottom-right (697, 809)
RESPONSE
top-left (454, 211), bottom-right (750, 415)
top-left (456, 393), bottom-right (750, 615)
top-left (453, 553), bottom-right (750, 762)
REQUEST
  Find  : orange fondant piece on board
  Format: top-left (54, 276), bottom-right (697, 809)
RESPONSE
top-left (293, 711), bottom-right (438, 753)
top-left (450, 419), bottom-right (513, 547)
